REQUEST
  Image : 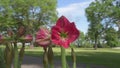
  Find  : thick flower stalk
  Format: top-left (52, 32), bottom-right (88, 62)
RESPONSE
top-left (13, 41), bottom-right (19, 68)
top-left (51, 16), bottom-right (80, 68)
top-left (4, 44), bottom-right (14, 68)
top-left (18, 43), bottom-right (25, 68)
top-left (0, 47), bottom-right (6, 68)
top-left (36, 27), bottom-right (53, 68)
top-left (0, 26), bottom-right (32, 68)
top-left (14, 30), bottom-right (32, 68)
top-left (18, 34), bottom-right (33, 68)
top-left (47, 45), bottom-right (54, 68)
top-left (43, 47), bottom-right (48, 68)
top-left (6, 29), bottom-right (19, 68)
top-left (1, 32), bottom-right (14, 68)
top-left (0, 35), bottom-right (14, 68)
top-left (71, 48), bottom-right (76, 68)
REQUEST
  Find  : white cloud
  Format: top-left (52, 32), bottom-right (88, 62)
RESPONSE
top-left (57, 0), bottom-right (94, 33)
top-left (57, 0), bottom-right (93, 21)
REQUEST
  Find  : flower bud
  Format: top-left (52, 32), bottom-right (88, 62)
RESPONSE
top-left (24, 34), bottom-right (33, 42)
top-left (0, 35), bottom-right (4, 43)
top-left (18, 26), bottom-right (26, 37)
top-left (7, 29), bottom-right (13, 36)
top-left (36, 27), bottom-right (51, 48)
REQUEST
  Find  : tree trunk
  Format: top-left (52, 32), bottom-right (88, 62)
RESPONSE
top-left (94, 40), bottom-right (97, 50)
top-left (94, 33), bottom-right (98, 50)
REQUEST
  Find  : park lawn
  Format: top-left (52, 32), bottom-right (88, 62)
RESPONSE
top-left (25, 47), bottom-right (120, 68)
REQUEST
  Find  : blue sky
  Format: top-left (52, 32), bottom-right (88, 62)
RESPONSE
top-left (57, 0), bottom-right (94, 34)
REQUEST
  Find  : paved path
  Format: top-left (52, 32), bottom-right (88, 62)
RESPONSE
top-left (19, 56), bottom-right (108, 68)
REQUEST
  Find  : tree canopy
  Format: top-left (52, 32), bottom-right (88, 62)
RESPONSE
top-left (85, 0), bottom-right (120, 48)
top-left (0, 0), bottom-right (58, 35)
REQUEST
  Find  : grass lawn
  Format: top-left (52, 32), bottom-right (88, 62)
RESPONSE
top-left (25, 47), bottom-right (120, 68)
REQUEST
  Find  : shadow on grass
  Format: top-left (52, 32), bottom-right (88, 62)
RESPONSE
top-left (24, 51), bottom-right (87, 68)
top-left (25, 49), bottom-right (120, 68)
top-left (75, 52), bottom-right (120, 68)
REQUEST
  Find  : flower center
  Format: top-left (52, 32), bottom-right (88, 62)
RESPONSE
top-left (60, 32), bottom-right (67, 38)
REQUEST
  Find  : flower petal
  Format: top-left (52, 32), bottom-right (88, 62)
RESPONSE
top-left (58, 39), bottom-right (70, 48)
top-left (36, 39), bottom-right (51, 47)
top-left (56, 16), bottom-right (70, 28)
top-left (51, 26), bottom-right (70, 48)
top-left (24, 34), bottom-right (33, 42)
top-left (36, 27), bottom-right (51, 47)
top-left (51, 26), bottom-right (61, 40)
top-left (65, 22), bottom-right (80, 43)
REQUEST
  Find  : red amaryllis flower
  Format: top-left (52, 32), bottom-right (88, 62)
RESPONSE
top-left (51, 16), bottom-right (80, 48)
top-left (24, 34), bottom-right (33, 42)
top-left (36, 27), bottom-right (51, 48)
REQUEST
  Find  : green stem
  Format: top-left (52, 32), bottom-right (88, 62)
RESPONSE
top-left (14, 42), bottom-right (19, 68)
top-left (61, 47), bottom-right (66, 68)
top-left (73, 62), bottom-right (76, 68)
top-left (43, 47), bottom-right (48, 68)
top-left (18, 43), bottom-right (25, 68)
top-left (6, 64), bottom-right (11, 68)
top-left (71, 48), bottom-right (76, 68)
top-left (66, 62), bottom-right (69, 68)
top-left (49, 62), bottom-right (54, 68)
top-left (4, 43), bottom-right (13, 68)
top-left (47, 46), bottom-right (54, 68)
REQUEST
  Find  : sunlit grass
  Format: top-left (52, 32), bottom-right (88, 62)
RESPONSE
top-left (25, 47), bottom-right (120, 68)
top-left (0, 45), bottom-right (120, 68)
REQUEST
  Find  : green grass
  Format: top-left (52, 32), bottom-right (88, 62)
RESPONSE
top-left (25, 47), bottom-right (120, 68)
top-left (0, 45), bottom-right (120, 68)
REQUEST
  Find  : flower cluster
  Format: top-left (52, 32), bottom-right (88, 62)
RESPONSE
top-left (36, 16), bottom-right (80, 48)
top-left (0, 16), bottom-right (80, 68)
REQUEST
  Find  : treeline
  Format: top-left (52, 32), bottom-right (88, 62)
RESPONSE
top-left (76, 0), bottom-right (120, 49)
top-left (0, 0), bottom-right (58, 36)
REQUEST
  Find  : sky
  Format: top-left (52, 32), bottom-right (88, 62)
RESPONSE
top-left (57, 0), bottom-right (94, 34)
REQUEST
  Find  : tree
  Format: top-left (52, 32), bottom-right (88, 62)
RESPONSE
top-left (0, 0), bottom-right (58, 68)
top-left (0, 0), bottom-right (58, 34)
top-left (0, 0), bottom-right (58, 49)
top-left (85, 1), bottom-right (104, 49)
top-left (75, 31), bottom-right (85, 47)
top-left (85, 0), bottom-right (120, 48)
top-left (104, 27), bottom-right (119, 47)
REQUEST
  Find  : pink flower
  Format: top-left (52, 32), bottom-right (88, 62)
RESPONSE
top-left (51, 16), bottom-right (80, 48)
top-left (24, 34), bottom-right (33, 42)
top-left (36, 27), bottom-right (51, 48)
